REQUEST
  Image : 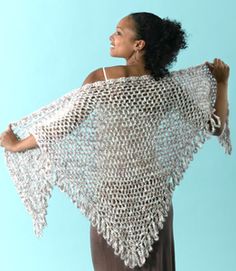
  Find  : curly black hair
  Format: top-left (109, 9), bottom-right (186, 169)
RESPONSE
top-left (129, 12), bottom-right (188, 80)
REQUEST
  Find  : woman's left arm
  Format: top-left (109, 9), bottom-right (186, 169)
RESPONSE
top-left (212, 81), bottom-right (228, 136)
top-left (206, 58), bottom-right (230, 136)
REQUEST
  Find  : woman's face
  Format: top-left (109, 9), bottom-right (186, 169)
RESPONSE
top-left (109, 16), bottom-right (139, 59)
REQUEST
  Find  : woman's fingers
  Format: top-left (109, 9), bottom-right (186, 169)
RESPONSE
top-left (7, 124), bottom-right (14, 133)
top-left (0, 124), bottom-right (16, 147)
top-left (0, 124), bottom-right (18, 151)
top-left (213, 58), bottom-right (229, 68)
top-left (210, 58), bottom-right (230, 83)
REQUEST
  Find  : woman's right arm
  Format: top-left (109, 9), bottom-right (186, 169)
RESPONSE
top-left (0, 124), bottom-right (38, 153)
top-left (2, 68), bottom-right (104, 153)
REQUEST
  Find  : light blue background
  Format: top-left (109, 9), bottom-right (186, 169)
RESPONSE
top-left (0, 1), bottom-right (235, 270)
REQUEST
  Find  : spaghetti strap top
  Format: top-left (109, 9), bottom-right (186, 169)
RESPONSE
top-left (103, 67), bottom-right (108, 81)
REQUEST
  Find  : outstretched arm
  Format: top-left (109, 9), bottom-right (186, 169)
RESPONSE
top-left (0, 68), bottom-right (105, 153)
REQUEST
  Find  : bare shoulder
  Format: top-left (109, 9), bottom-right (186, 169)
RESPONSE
top-left (82, 68), bottom-right (105, 86)
top-left (103, 65), bottom-right (129, 79)
top-left (82, 65), bottom-right (127, 86)
top-left (103, 65), bottom-right (150, 79)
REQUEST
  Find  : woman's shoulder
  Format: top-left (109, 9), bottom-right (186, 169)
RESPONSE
top-left (82, 65), bottom-right (128, 86)
top-left (103, 65), bottom-right (152, 79)
top-left (102, 65), bottom-right (131, 80)
top-left (82, 65), bottom-right (155, 86)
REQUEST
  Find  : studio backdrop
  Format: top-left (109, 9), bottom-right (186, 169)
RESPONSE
top-left (0, 1), bottom-right (235, 271)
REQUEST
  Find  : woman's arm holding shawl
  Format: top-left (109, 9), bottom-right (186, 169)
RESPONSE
top-left (0, 104), bottom-right (86, 152)
top-left (206, 59), bottom-right (229, 136)
top-left (177, 60), bottom-right (230, 137)
top-left (1, 69), bottom-right (104, 153)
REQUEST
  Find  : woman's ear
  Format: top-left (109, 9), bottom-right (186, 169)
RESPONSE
top-left (135, 39), bottom-right (145, 51)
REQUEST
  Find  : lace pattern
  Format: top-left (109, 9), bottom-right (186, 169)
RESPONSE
top-left (4, 63), bottom-right (232, 269)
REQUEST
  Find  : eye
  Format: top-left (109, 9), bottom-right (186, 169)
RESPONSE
top-left (116, 31), bottom-right (121, 35)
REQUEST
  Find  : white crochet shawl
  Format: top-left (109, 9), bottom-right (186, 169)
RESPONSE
top-left (4, 63), bottom-right (232, 268)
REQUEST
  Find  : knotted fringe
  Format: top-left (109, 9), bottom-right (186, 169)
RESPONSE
top-left (206, 107), bottom-right (232, 155)
top-left (218, 107), bottom-right (232, 155)
top-left (88, 196), bottom-right (172, 269)
top-left (208, 108), bottom-right (221, 134)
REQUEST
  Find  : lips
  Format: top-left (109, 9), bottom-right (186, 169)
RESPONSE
top-left (110, 43), bottom-right (115, 48)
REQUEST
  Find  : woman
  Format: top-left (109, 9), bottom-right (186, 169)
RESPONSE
top-left (0, 12), bottom-right (230, 271)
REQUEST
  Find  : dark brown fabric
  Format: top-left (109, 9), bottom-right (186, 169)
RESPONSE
top-left (90, 203), bottom-right (175, 271)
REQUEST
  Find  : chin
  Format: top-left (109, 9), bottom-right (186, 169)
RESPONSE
top-left (110, 50), bottom-right (123, 58)
top-left (110, 48), bottom-right (118, 56)
top-left (110, 53), bottom-right (118, 58)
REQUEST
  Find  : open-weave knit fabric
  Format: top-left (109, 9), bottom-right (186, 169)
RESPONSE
top-left (4, 63), bottom-right (232, 268)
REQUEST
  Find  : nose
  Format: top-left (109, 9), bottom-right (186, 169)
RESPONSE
top-left (109, 33), bottom-right (114, 42)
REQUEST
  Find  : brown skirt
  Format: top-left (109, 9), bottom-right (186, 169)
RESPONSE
top-left (90, 203), bottom-right (175, 271)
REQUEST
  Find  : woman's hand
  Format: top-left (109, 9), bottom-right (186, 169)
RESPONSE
top-left (0, 124), bottom-right (19, 152)
top-left (205, 58), bottom-right (230, 84)
top-left (0, 125), bottom-right (38, 152)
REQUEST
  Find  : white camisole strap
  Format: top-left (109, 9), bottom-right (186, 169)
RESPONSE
top-left (103, 67), bottom-right (108, 81)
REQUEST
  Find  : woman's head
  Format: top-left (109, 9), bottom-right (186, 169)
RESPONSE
top-left (109, 16), bottom-right (145, 62)
top-left (109, 12), bottom-right (188, 80)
